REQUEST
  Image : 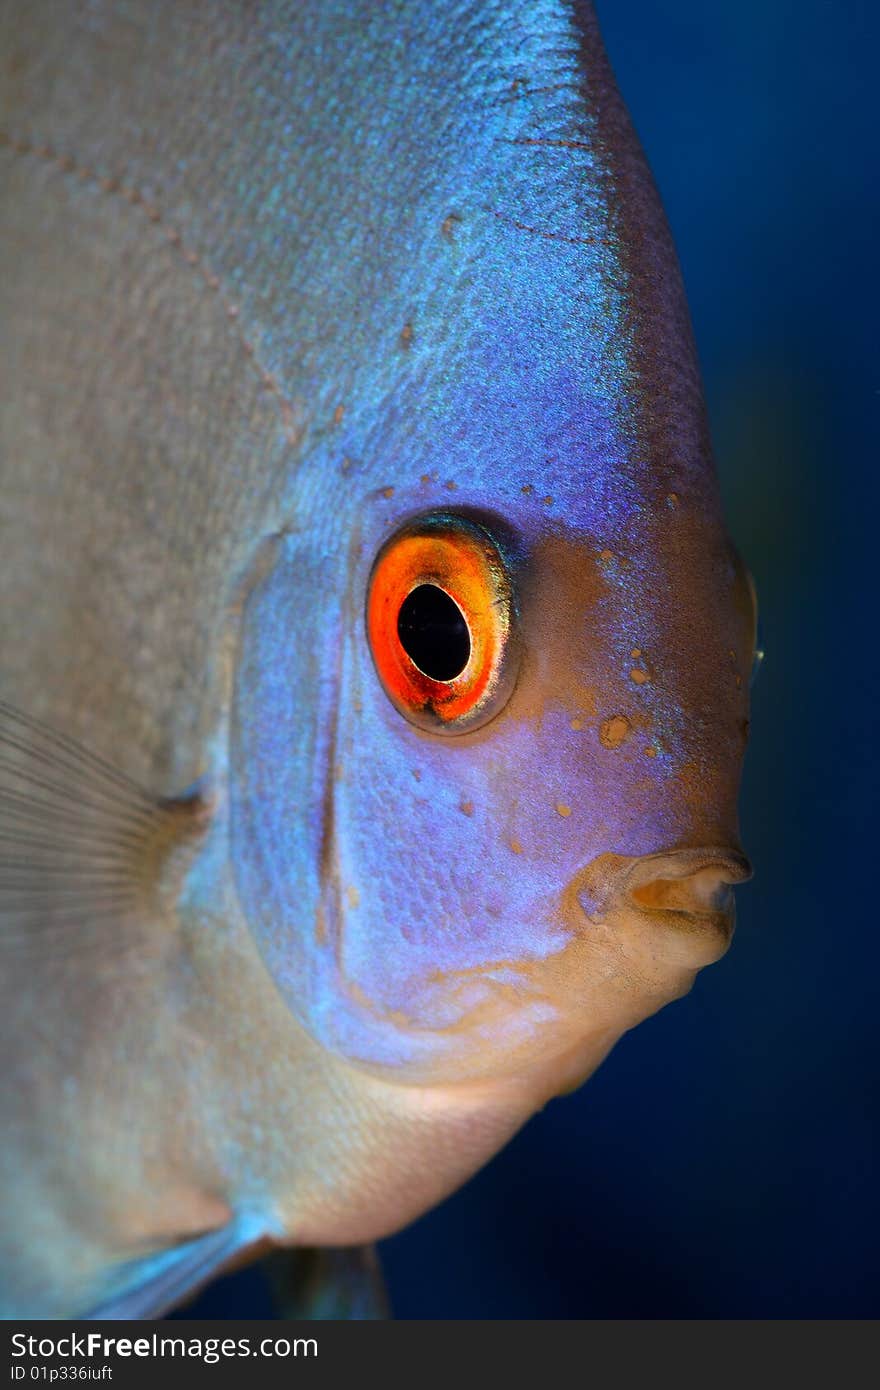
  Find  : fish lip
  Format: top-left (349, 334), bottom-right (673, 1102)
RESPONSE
top-left (626, 901), bottom-right (737, 942)
top-left (619, 846), bottom-right (753, 894)
top-left (575, 846), bottom-right (751, 967)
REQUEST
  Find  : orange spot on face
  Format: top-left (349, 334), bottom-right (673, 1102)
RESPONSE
top-left (631, 648), bottom-right (641, 659)
top-left (644, 745), bottom-right (658, 758)
top-left (521, 484), bottom-right (534, 495)
top-left (509, 838), bottom-right (523, 854)
top-left (599, 548), bottom-right (614, 563)
top-left (400, 322), bottom-right (414, 348)
top-left (381, 486), bottom-right (395, 499)
top-left (444, 480), bottom-right (457, 490)
top-left (570, 718), bottom-right (583, 731)
top-left (541, 495), bottom-right (553, 506)
top-left (555, 803), bottom-right (572, 818)
top-left (599, 715), bottom-right (630, 749)
top-left (333, 404), bottom-right (345, 426)
top-left (630, 668), bottom-right (649, 685)
top-left (460, 800), bottom-right (474, 816)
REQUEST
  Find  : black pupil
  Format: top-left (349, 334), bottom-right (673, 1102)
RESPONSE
top-left (397, 584), bottom-right (470, 682)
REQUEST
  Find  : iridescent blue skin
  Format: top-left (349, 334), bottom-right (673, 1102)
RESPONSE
top-left (229, 1), bottom-right (755, 1080)
top-left (0, 0), bottom-right (754, 1315)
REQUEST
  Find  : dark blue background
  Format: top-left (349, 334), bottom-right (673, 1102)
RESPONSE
top-left (189, 0), bottom-right (879, 1318)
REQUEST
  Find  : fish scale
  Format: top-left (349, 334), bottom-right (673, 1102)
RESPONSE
top-left (0, 1), bottom-right (754, 1317)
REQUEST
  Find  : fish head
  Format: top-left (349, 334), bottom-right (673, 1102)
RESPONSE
top-left (228, 8), bottom-right (757, 1100)
top-left (230, 456), bottom-right (756, 1101)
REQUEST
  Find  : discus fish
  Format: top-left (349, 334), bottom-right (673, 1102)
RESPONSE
top-left (0, 0), bottom-right (756, 1318)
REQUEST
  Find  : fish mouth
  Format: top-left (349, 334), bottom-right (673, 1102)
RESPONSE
top-left (576, 847), bottom-right (752, 968)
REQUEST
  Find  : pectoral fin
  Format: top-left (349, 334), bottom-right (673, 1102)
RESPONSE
top-left (85, 1217), bottom-right (266, 1320)
top-left (0, 696), bottom-right (210, 959)
top-left (263, 1246), bottom-right (389, 1321)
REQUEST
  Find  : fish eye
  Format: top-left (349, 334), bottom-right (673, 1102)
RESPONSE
top-left (366, 513), bottom-right (520, 734)
top-left (397, 584), bottom-right (471, 681)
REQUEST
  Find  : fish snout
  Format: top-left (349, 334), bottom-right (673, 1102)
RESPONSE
top-left (577, 848), bottom-right (753, 967)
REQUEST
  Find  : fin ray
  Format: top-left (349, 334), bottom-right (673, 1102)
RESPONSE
top-left (0, 696), bottom-right (208, 958)
top-left (85, 1218), bottom-right (265, 1320)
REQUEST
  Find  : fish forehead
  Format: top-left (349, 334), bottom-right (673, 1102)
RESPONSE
top-left (1, 0), bottom-right (715, 531)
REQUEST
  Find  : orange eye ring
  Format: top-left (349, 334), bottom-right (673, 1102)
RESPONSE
top-left (366, 514), bottom-right (520, 734)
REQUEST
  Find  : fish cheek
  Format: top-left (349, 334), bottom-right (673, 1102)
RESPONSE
top-left (326, 638), bottom-right (597, 1051)
top-left (334, 711), bottom-right (538, 973)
